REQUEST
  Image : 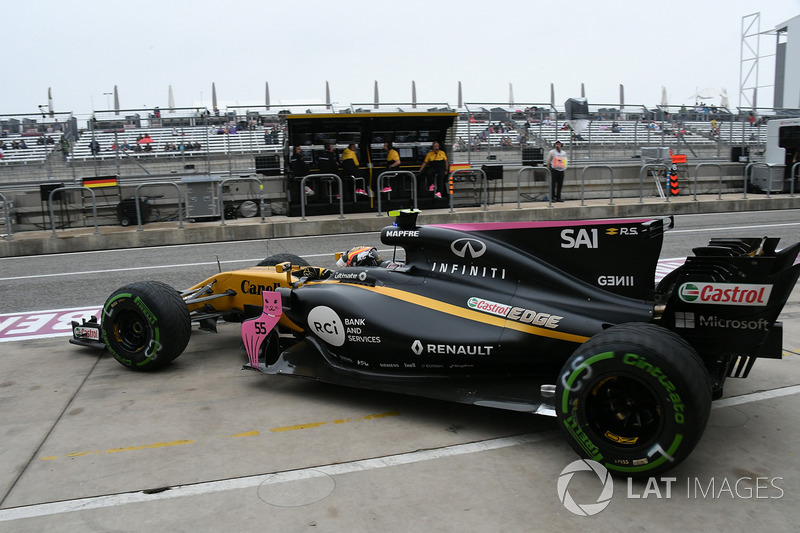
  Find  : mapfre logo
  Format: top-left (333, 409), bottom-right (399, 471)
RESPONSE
top-left (450, 238), bottom-right (487, 259)
top-left (307, 306), bottom-right (345, 346)
top-left (678, 283), bottom-right (772, 306)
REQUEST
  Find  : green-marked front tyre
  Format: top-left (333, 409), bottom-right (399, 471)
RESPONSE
top-left (555, 323), bottom-right (712, 478)
top-left (101, 281), bottom-right (191, 371)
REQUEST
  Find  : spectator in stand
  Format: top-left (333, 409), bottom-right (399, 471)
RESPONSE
top-left (59, 137), bottom-right (69, 161)
top-left (418, 141), bottom-right (448, 199)
top-left (19, 139), bottom-right (28, 149)
top-left (89, 139), bottom-right (100, 155)
top-left (545, 140), bottom-right (567, 202)
top-left (0, 147), bottom-right (4, 159)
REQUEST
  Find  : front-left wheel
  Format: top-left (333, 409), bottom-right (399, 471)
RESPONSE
top-left (101, 281), bottom-right (191, 371)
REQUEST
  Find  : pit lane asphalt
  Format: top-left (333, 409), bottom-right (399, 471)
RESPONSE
top-left (2, 196), bottom-right (800, 531)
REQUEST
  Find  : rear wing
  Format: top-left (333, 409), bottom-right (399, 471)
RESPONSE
top-left (658, 237), bottom-right (800, 360)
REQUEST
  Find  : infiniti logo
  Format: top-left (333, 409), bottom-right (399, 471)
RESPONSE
top-left (450, 238), bottom-right (487, 259)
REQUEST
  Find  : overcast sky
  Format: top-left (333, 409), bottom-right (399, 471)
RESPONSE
top-left (5, 0), bottom-right (799, 118)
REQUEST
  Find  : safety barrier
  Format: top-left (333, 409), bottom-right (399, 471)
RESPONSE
top-left (743, 162), bottom-right (770, 199)
top-left (515, 167), bottom-right (552, 209)
top-left (134, 182), bottom-right (184, 231)
top-left (449, 168), bottom-right (488, 213)
top-left (638, 164), bottom-right (669, 202)
top-left (375, 170), bottom-right (418, 216)
top-left (580, 165), bottom-right (615, 206)
top-left (692, 163), bottom-right (724, 201)
top-left (218, 176), bottom-right (266, 226)
top-left (299, 173), bottom-right (344, 221)
top-left (48, 186), bottom-right (99, 238)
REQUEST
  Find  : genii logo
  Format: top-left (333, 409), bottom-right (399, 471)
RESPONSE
top-left (307, 306), bottom-right (345, 346)
top-left (678, 282), bottom-right (772, 307)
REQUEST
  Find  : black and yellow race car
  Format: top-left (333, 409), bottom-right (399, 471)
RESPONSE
top-left (71, 210), bottom-right (800, 477)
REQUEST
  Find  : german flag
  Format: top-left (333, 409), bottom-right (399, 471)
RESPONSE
top-left (83, 176), bottom-right (118, 188)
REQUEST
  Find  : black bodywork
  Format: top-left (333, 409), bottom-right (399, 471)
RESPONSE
top-left (250, 212), bottom-right (799, 413)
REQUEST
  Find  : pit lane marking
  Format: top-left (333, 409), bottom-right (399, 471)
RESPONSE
top-left (1, 430), bottom-right (560, 523)
top-left (3, 385), bottom-right (800, 522)
top-left (37, 411), bottom-right (400, 461)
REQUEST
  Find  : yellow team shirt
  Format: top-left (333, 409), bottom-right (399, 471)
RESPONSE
top-left (342, 147), bottom-right (359, 166)
top-left (424, 149), bottom-right (447, 163)
top-left (387, 149), bottom-right (400, 164)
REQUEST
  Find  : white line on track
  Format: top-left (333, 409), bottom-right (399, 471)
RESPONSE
top-left (0, 248), bottom-right (398, 282)
top-left (2, 383), bottom-right (800, 523)
top-left (0, 431), bottom-right (557, 522)
top-left (668, 222), bottom-right (800, 234)
top-left (0, 232), bottom-right (379, 261)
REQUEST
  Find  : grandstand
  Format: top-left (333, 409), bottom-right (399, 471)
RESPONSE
top-left (67, 125), bottom-right (283, 162)
top-left (0, 133), bottom-right (63, 166)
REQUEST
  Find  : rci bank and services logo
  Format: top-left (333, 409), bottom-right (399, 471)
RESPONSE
top-left (557, 459), bottom-right (614, 516)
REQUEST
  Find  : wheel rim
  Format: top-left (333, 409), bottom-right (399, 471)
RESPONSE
top-left (584, 374), bottom-right (664, 448)
top-left (113, 308), bottom-right (150, 353)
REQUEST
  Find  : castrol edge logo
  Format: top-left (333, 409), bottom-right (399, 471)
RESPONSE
top-left (678, 282), bottom-right (772, 306)
top-left (467, 297), bottom-right (563, 329)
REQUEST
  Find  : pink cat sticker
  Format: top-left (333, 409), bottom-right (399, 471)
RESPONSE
top-left (241, 291), bottom-right (282, 369)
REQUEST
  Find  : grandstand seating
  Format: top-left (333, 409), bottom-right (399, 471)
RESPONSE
top-left (0, 133), bottom-right (63, 165)
top-left (452, 119), bottom-right (731, 150)
top-left (67, 126), bottom-right (284, 161)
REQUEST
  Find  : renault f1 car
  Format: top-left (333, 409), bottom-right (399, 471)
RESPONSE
top-left (71, 211), bottom-right (800, 477)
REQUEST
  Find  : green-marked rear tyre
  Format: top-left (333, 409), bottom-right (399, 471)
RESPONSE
top-left (555, 323), bottom-right (711, 478)
top-left (101, 281), bottom-right (191, 371)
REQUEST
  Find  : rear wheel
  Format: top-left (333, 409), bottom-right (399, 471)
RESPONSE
top-left (257, 253), bottom-right (309, 267)
top-left (556, 323), bottom-right (711, 477)
top-left (101, 281), bottom-right (191, 371)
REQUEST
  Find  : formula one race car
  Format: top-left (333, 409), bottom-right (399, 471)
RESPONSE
top-left (71, 211), bottom-right (800, 477)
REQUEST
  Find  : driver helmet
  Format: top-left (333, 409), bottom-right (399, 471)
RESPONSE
top-left (337, 246), bottom-right (381, 268)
